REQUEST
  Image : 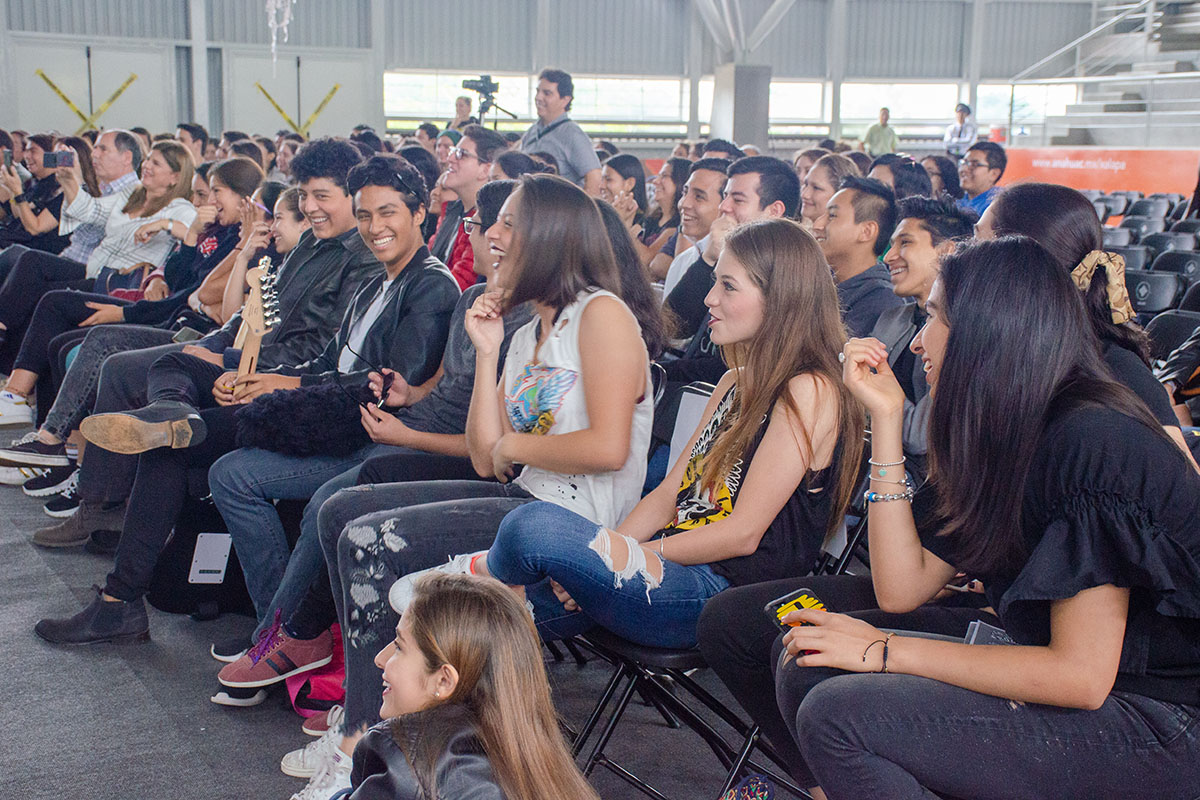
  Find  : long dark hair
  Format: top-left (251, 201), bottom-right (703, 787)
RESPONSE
top-left (989, 182), bottom-right (1151, 364)
top-left (713, 218), bottom-right (864, 539)
top-left (649, 156), bottom-right (690, 227)
top-left (602, 154), bottom-right (648, 214)
top-left (595, 200), bottom-right (668, 359)
top-left (58, 135), bottom-right (101, 197)
top-left (928, 237), bottom-right (1170, 574)
top-left (504, 174), bottom-right (622, 313)
top-left (922, 155), bottom-right (963, 199)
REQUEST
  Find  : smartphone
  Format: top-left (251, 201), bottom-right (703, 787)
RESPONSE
top-left (2, 150), bottom-right (11, 168)
top-left (172, 327), bottom-right (204, 343)
top-left (43, 151), bottom-right (75, 168)
top-left (763, 587), bottom-right (829, 632)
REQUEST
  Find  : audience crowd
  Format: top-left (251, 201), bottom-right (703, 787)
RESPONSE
top-left (1, 65), bottom-right (1198, 800)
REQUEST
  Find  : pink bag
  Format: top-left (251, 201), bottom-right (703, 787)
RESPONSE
top-left (285, 624), bottom-right (346, 718)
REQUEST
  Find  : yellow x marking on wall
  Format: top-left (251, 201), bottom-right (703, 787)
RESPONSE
top-left (256, 82), bottom-right (341, 136)
top-left (36, 70), bottom-right (138, 134)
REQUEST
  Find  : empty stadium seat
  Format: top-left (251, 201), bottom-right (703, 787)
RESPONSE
top-left (1102, 227), bottom-right (1133, 248)
top-left (1144, 309), bottom-right (1200, 361)
top-left (1172, 219), bottom-right (1200, 235)
top-left (1079, 189), bottom-right (1103, 202)
top-left (1110, 245), bottom-right (1150, 270)
top-left (1120, 216), bottom-right (1167, 241)
top-left (1128, 198), bottom-right (1170, 219)
top-left (1142, 233), bottom-right (1198, 260)
top-left (1102, 194), bottom-right (1130, 216)
top-left (1093, 201), bottom-right (1110, 224)
top-left (1125, 269), bottom-right (1187, 316)
top-left (1151, 250), bottom-right (1200, 284)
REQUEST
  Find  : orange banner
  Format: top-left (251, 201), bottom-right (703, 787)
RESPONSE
top-left (1002, 147), bottom-right (1200, 196)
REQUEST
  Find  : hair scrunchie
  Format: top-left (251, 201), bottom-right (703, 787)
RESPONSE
top-left (1070, 249), bottom-right (1135, 325)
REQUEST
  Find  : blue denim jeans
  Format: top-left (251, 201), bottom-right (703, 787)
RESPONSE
top-left (777, 645), bottom-right (1200, 798)
top-left (486, 501), bottom-right (731, 650)
top-left (207, 442), bottom-right (400, 639)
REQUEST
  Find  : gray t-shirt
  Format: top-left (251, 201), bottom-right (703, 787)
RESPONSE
top-left (519, 116), bottom-right (601, 187)
top-left (398, 283), bottom-right (533, 435)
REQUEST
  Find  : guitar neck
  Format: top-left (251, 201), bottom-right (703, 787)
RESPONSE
top-left (236, 332), bottom-right (264, 379)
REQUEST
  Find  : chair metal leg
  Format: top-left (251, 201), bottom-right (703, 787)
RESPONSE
top-left (544, 640), bottom-right (565, 661)
top-left (563, 637), bottom-right (590, 665)
top-left (582, 668), bottom-right (640, 776)
top-left (571, 661), bottom-right (628, 757)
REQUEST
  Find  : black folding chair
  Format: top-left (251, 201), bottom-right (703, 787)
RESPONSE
top-left (1102, 226), bottom-right (1132, 248)
top-left (1101, 194), bottom-right (1130, 217)
top-left (1171, 219), bottom-right (1200, 235)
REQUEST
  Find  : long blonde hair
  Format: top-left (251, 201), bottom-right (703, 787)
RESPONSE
top-left (124, 140), bottom-right (195, 218)
top-left (405, 573), bottom-right (600, 800)
top-left (702, 218), bottom-right (864, 538)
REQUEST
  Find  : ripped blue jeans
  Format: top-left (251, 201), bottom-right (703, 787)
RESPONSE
top-left (487, 501), bottom-right (730, 649)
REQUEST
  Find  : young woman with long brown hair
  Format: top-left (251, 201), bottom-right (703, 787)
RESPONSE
top-left (347, 572), bottom-right (599, 800)
top-left (399, 217), bottom-right (863, 650)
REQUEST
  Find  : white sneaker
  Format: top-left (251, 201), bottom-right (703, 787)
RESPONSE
top-left (289, 746), bottom-right (352, 800)
top-left (0, 465), bottom-right (47, 486)
top-left (281, 727), bottom-right (344, 778)
top-left (388, 551), bottom-right (485, 614)
top-left (0, 390), bottom-right (34, 427)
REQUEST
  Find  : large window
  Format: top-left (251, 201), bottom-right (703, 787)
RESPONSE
top-left (840, 83), bottom-right (961, 121)
top-left (384, 72), bottom-right (531, 123)
top-left (977, 83), bottom-right (1079, 123)
top-left (769, 82), bottom-right (824, 121)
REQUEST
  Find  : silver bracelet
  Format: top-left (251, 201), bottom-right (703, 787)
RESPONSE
top-left (864, 486), bottom-right (914, 503)
top-left (867, 456), bottom-right (905, 478)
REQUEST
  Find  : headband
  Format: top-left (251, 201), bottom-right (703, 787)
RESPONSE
top-left (1070, 249), bottom-right (1135, 325)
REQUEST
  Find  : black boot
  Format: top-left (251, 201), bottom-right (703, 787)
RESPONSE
top-left (35, 586), bottom-right (150, 645)
top-left (79, 400), bottom-right (207, 455)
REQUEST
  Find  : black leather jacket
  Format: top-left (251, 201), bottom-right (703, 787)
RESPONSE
top-left (1157, 326), bottom-right (1200, 401)
top-left (197, 226), bottom-right (379, 371)
top-left (346, 705), bottom-right (504, 800)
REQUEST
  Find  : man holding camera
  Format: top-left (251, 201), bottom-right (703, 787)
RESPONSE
top-left (519, 68), bottom-right (601, 195)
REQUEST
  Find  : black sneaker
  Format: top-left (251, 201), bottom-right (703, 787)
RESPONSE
top-left (211, 636), bottom-right (251, 663)
top-left (80, 400), bottom-right (207, 455)
top-left (0, 432), bottom-right (70, 466)
top-left (23, 465), bottom-right (78, 498)
top-left (34, 585), bottom-right (150, 645)
top-left (43, 472), bottom-right (80, 518)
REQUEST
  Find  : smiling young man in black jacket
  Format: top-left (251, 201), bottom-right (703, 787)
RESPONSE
top-left (34, 155), bottom-right (459, 646)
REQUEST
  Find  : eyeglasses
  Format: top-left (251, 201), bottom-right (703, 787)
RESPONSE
top-left (393, 171), bottom-right (423, 202)
top-left (448, 146), bottom-right (489, 164)
top-left (333, 340), bottom-right (395, 410)
top-left (462, 216), bottom-right (483, 234)
top-left (252, 200), bottom-right (274, 221)
top-left (958, 159), bottom-right (990, 170)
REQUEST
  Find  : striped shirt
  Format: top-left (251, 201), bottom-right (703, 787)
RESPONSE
top-left (57, 171), bottom-right (139, 265)
top-left (60, 182), bottom-right (197, 278)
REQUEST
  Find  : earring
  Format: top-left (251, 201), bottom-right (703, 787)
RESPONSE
top-left (433, 691), bottom-right (440, 699)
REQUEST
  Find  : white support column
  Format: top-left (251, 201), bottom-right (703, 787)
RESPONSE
top-left (0, 0), bottom-right (14, 126)
top-left (687, 1), bottom-right (704, 139)
top-left (967, 0), bottom-right (987, 113)
top-left (828, 0), bottom-right (847, 139)
top-left (188, 0), bottom-right (210, 128)
top-left (369, 0), bottom-right (386, 131)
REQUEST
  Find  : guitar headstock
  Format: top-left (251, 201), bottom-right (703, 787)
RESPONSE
top-left (244, 256), bottom-right (281, 335)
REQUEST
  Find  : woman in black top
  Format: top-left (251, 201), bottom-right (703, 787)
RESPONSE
top-left (976, 181), bottom-right (1197, 468)
top-left (0, 133), bottom-right (72, 254)
top-left (775, 237), bottom-right (1200, 799)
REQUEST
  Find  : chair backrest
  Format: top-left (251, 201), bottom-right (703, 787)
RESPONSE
top-left (1180, 280), bottom-right (1200, 312)
top-left (1101, 226), bottom-right (1132, 247)
top-left (1150, 250), bottom-right (1200, 284)
top-left (1079, 189), bottom-right (1103, 202)
top-left (1127, 198), bottom-right (1170, 219)
top-left (1119, 216), bottom-right (1167, 240)
top-left (1171, 219), bottom-right (1200, 235)
top-left (1125, 269), bottom-right (1186, 314)
top-left (1093, 200), bottom-right (1110, 224)
top-left (667, 382), bottom-right (714, 470)
top-left (1110, 244), bottom-right (1150, 271)
top-left (1144, 309), bottom-right (1200, 361)
top-left (1143, 233), bottom-right (1199, 261)
top-left (1102, 194), bottom-right (1130, 216)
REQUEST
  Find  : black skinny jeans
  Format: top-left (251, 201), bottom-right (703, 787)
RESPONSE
top-left (696, 574), bottom-right (998, 784)
top-left (0, 249), bottom-right (90, 372)
top-left (103, 353), bottom-right (236, 602)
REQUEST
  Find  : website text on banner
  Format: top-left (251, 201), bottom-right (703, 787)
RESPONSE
top-left (1002, 148), bottom-right (1200, 196)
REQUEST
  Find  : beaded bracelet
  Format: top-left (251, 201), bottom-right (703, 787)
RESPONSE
top-left (864, 486), bottom-right (914, 503)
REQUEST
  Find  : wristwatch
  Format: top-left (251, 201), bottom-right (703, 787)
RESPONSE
top-left (11, 192), bottom-right (30, 204)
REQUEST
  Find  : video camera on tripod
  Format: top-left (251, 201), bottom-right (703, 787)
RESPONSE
top-left (462, 75), bottom-right (517, 126)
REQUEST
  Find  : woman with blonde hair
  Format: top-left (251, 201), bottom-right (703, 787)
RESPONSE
top-left (799, 153), bottom-right (859, 230)
top-left (405, 217), bottom-right (863, 651)
top-left (346, 572), bottom-right (599, 800)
